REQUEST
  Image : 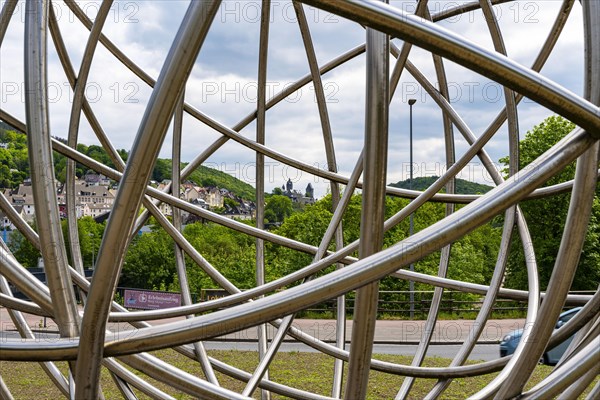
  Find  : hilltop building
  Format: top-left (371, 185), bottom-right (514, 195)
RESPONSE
top-left (280, 179), bottom-right (315, 205)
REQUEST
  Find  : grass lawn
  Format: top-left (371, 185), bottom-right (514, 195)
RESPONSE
top-left (1, 350), bottom-right (596, 399)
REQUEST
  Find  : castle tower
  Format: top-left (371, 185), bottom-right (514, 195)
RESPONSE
top-left (305, 183), bottom-right (314, 198)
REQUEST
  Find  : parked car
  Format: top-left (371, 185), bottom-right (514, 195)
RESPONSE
top-left (499, 307), bottom-right (581, 365)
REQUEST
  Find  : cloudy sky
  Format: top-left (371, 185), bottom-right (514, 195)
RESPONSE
top-left (0, 0), bottom-right (585, 197)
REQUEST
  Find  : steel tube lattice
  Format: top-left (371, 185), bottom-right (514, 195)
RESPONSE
top-left (0, 0), bottom-right (599, 399)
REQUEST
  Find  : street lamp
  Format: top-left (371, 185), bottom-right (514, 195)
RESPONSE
top-left (408, 98), bottom-right (416, 319)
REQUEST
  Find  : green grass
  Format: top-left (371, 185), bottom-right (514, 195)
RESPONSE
top-left (1, 351), bottom-right (596, 399)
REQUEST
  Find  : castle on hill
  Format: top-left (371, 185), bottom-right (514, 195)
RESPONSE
top-left (280, 178), bottom-right (315, 205)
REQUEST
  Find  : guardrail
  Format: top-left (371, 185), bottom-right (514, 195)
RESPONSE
top-left (109, 288), bottom-right (594, 317)
top-left (298, 290), bottom-right (596, 318)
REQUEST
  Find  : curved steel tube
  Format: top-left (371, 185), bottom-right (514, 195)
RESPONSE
top-left (301, 0), bottom-right (600, 136)
top-left (1, 128), bottom-right (594, 359)
top-left (24, 0), bottom-right (80, 340)
top-left (1, 0), bottom-right (598, 398)
top-left (0, 0), bottom-right (17, 44)
top-left (74, 2), bottom-right (222, 397)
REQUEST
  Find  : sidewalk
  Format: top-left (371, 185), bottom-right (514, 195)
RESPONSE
top-left (213, 318), bottom-right (524, 344)
top-left (1, 307), bottom-right (523, 344)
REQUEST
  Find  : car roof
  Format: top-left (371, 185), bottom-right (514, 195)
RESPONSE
top-left (506, 307), bottom-right (582, 336)
top-left (558, 307), bottom-right (581, 318)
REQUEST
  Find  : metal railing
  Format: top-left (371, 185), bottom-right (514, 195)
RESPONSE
top-left (110, 288), bottom-right (595, 319)
top-left (297, 290), bottom-right (576, 319)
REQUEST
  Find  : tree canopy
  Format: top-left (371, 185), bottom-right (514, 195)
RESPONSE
top-left (500, 116), bottom-right (600, 290)
top-left (0, 129), bottom-right (29, 188)
top-left (268, 194), bottom-right (501, 297)
top-left (7, 188), bottom-right (502, 314)
top-left (264, 195), bottom-right (293, 225)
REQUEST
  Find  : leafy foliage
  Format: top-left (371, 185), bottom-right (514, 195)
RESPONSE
top-left (52, 143), bottom-right (129, 183)
top-left (181, 221), bottom-right (257, 291)
top-left (268, 193), bottom-right (501, 306)
top-left (264, 195), bottom-right (293, 224)
top-left (120, 226), bottom-right (177, 290)
top-left (8, 227), bottom-right (41, 268)
top-left (120, 221), bottom-right (257, 293)
top-left (0, 129), bottom-right (29, 188)
top-left (8, 217), bottom-right (106, 269)
top-left (61, 216), bottom-right (106, 269)
top-left (0, 126), bottom-right (129, 186)
top-left (186, 164), bottom-right (255, 201)
top-left (500, 116), bottom-right (600, 290)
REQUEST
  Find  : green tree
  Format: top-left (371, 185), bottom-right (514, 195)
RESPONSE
top-left (120, 228), bottom-right (176, 290)
top-left (0, 163), bottom-right (11, 187)
top-left (8, 226), bottom-right (41, 268)
top-left (267, 193), bottom-right (501, 311)
top-left (183, 222), bottom-right (256, 291)
top-left (264, 195), bottom-right (293, 225)
top-left (152, 158), bottom-right (172, 183)
top-left (500, 116), bottom-right (600, 290)
top-left (119, 221), bottom-right (257, 294)
top-left (0, 129), bottom-right (29, 187)
top-left (65, 216), bottom-right (105, 269)
top-left (268, 201), bottom-right (335, 281)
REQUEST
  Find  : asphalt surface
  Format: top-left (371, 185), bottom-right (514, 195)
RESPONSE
top-left (201, 341), bottom-right (501, 361)
top-left (2, 307), bottom-right (521, 362)
top-left (1, 307), bottom-right (524, 343)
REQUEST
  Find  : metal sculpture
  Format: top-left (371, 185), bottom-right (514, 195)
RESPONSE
top-left (1, 0), bottom-right (598, 398)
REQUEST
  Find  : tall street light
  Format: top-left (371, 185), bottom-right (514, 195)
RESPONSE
top-left (408, 98), bottom-right (416, 319)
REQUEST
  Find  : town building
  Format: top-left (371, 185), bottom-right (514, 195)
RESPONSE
top-left (3, 184), bottom-right (37, 222)
top-left (1, 176), bottom-right (255, 227)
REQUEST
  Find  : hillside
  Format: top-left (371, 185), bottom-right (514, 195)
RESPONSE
top-left (150, 158), bottom-right (255, 201)
top-left (187, 166), bottom-right (255, 201)
top-left (0, 126), bottom-right (255, 201)
top-left (390, 176), bottom-right (493, 194)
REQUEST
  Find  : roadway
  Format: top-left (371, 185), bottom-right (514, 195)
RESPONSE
top-left (2, 308), bottom-right (515, 361)
top-left (202, 341), bottom-right (501, 361)
top-left (0, 329), bottom-right (500, 361)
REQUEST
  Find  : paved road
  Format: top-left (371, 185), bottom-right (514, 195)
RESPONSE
top-left (0, 327), bottom-right (500, 361)
top-left (2, 307), bottom-right (514, 361)
top-left (202, 341), bottom-right (500, 361)
top-left (224, 318), bottom-right (524, 344)
top-left (1, 308), bottom-right (525, 345)
top-left (1, 313), bottom-right (523, 343)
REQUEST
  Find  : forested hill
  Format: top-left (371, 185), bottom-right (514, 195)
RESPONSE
top-left (156, 158), bottom-right (255, 201)
top-left (189, 165), bottom-right (255, 200)
top-left (0, 126), bottom-right (255, 200)
top-left (390, 176), bottom-right (493, 194)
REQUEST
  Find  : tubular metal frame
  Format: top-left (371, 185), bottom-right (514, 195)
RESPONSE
top-left (0, 0), bottom-right (598, 399)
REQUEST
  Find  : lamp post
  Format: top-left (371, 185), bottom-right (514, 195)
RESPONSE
top-left (408, 98), bottom-right (416, 319)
